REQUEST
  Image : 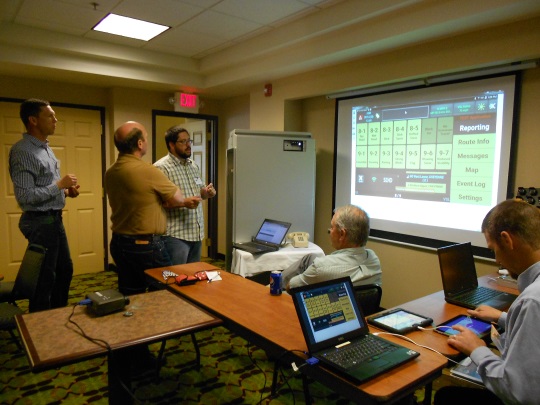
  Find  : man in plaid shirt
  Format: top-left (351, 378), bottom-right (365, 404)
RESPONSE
top-left (154, 126), bottom-right (216, 264)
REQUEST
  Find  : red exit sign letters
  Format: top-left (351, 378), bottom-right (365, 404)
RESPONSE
top-left (179, 93), bottom-right (198, 108)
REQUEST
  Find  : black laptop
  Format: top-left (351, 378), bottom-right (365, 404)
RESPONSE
top-left (233, 219), bottom-right (291, 254)
top-left (437, 242), bottom-right (517, 310)
top-left (290, 277), bottom-right (419, 384)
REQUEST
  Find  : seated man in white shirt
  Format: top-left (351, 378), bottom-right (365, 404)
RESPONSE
top-left (282, 204), bottom-right (381, 293)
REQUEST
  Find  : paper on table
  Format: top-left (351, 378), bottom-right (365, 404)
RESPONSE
top-left (206, 271), bottom-right (222, 283)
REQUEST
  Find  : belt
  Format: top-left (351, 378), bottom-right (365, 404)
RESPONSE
top-left (113, 233), bottom-right (163, 242)
top-left (24, 210), bottom-right (62, 217)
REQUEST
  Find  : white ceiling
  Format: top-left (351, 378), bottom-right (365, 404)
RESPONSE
top-left (1, 0), bottom-right (540, 98)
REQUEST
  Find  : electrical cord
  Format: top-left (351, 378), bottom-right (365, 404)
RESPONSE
top-left (65, 303), bottom-right (141, 403)
top-left (372, 329), bottom-right (461, 365)
top-left (242, 342), bottom-right (269, 405)
top-left (255, 348), bottom-right (313, 405)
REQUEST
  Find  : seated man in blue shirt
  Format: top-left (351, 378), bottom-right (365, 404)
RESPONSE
top-left (435, 199), bottom-right (540, 405)
top-left (283, 204), bottom-right (381, 293)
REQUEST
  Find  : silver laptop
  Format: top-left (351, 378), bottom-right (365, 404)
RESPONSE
top-left (290, 277), bottom-right (419, 384)
top-left (233, 219), bottom-right (291, 254)
top-left (437, 242), bottom-right (517, 310)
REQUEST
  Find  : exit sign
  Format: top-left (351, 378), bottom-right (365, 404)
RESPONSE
top-left (180, 93), bottom-right (197, 108)
top-left (174, 92), bottom-right (200, 113)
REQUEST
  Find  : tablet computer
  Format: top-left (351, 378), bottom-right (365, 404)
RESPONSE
top-left (367, 308), bottom-right (433, 334)
top-left (435, 314), bottom-right (492, 339)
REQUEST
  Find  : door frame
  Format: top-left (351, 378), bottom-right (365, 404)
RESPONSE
top-left (0, 97), bottom-right (108, 271)
top-left (151, 110), bottom-right (219, 259)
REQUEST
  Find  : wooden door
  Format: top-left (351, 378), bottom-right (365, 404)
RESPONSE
top-left (0, 101), bottom-right (104, 281)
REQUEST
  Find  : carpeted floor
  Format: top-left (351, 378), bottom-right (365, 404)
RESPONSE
top-left (0, 259), bottom-right (457, 404)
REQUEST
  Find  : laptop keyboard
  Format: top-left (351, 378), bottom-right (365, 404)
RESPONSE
top-left (323, 335), bottom-right (397, 369)
top-left (456, 286), bottom-right (501, 306)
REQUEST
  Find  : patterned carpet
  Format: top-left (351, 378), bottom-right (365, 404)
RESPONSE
top-left (0, 259), bottom-right (445, 404)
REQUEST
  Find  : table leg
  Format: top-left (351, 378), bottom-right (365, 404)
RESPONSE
top-left (302, 374), bottom-right (312, 404)
top-left (108, 349), bottom-right (133, 404)
top-left (423, 382), bottom-right (433, 405)
top-left (271, 361), bottom-right (279, 396)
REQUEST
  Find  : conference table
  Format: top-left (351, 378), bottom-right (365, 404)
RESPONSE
top-left (384, 274), bottom-right (519, 358)
top-left (145, 262), bottom-right (448, 404)
top-left (15, 289), bottom-right (222, 404)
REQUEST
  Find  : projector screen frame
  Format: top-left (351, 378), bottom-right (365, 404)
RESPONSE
top-left (332, 72), bottom-right (522, 259)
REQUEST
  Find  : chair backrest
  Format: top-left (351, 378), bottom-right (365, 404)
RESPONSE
top-left (11, 244), bottom-right (47, 302)
top-left (353, 283), bottom-right (382, 316)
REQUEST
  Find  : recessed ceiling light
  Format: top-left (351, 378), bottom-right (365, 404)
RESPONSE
top-left (93, 13), bottom-right (169, 41)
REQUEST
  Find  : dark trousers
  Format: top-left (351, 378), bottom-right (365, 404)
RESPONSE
top-left (110, 234), bottom-right (172, 295)
top-left (19, 211), bottom-right (73, 312)
top-left (163, 236), bottom-right (202, 264)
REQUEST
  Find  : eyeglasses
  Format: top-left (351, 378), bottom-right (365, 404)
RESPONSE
top-left (176, 139), bottom-right (193, 145)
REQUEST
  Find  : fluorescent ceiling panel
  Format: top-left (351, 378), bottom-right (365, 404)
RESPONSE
top-left (93, 14), bottom-right (169, 41)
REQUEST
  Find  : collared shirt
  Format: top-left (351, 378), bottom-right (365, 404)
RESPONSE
top-left (288, 247), bottom-right (382, 289)
top-left (9, 133), bottom-right (65, 211)
top-left (154, 153), bottom-right (204, 241)
top-left (470, 261), bottom-right (540, 404)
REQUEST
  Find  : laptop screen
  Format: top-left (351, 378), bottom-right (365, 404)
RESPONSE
top-left (291, 277), bottom-right (367, 353)
top-left (437, 242), bottom-right (479, 295)
top-left (254, 219), bottom-right (291, 245)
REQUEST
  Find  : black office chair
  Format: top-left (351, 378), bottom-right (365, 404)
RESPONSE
top-left (0, 244), bottom-right (46, 349)
top-left (353, 283), bottom-right (383, 316)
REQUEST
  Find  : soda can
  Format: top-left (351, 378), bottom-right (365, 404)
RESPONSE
top-left (269, 271), bottom-right (282, 295)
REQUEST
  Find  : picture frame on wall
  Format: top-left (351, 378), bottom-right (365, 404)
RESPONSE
top-left (193, 131), bottom-right (202, 146)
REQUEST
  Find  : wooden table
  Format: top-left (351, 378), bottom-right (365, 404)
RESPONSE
top-left (16, 289), bottom-right (222, 404)
top-left (146, 263), bottom-right (448, 404)
top-left (387, 273), bottom-right (519, 358)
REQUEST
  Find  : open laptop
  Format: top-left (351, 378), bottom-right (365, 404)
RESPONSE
top-left (290, 277), bottom-right (419, 384)
top-left (437, 242), bottom-right (517, 310)
top-left (233, 219), bottom-right (291, 254)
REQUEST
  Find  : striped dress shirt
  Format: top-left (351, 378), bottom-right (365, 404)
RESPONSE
top-left (9, 133), bottom-right (65, 211)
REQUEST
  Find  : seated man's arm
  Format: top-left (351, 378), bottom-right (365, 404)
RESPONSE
top-left (286, 261), bottom-right (322, 292)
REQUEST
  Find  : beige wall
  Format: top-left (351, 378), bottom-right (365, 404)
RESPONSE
top-left (246, 16), bottom-right (540, 308)
top-left (2, 15), bottom-right (540, 308)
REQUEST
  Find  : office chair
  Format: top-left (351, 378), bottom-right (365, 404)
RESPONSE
top-left (0, 244), bottom-right (46, 349)
top-left (353, 283), bottom-right (383, 316)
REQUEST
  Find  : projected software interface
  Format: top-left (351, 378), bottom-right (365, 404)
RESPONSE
top-left (352, 90), bottom-right (503, 206)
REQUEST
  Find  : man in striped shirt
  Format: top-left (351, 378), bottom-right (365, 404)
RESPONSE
top-left (9, 99), bottom-right (80, 311)
top-left (154, 126), bottom-right (216, 264)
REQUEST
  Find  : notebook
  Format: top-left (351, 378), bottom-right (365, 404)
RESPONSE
top-left (232, 219), bottom-right (291, 254)
top-left (437, 242), bottom-right (517, 310)
top-left (290, 277), bottom-right (419, 384)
